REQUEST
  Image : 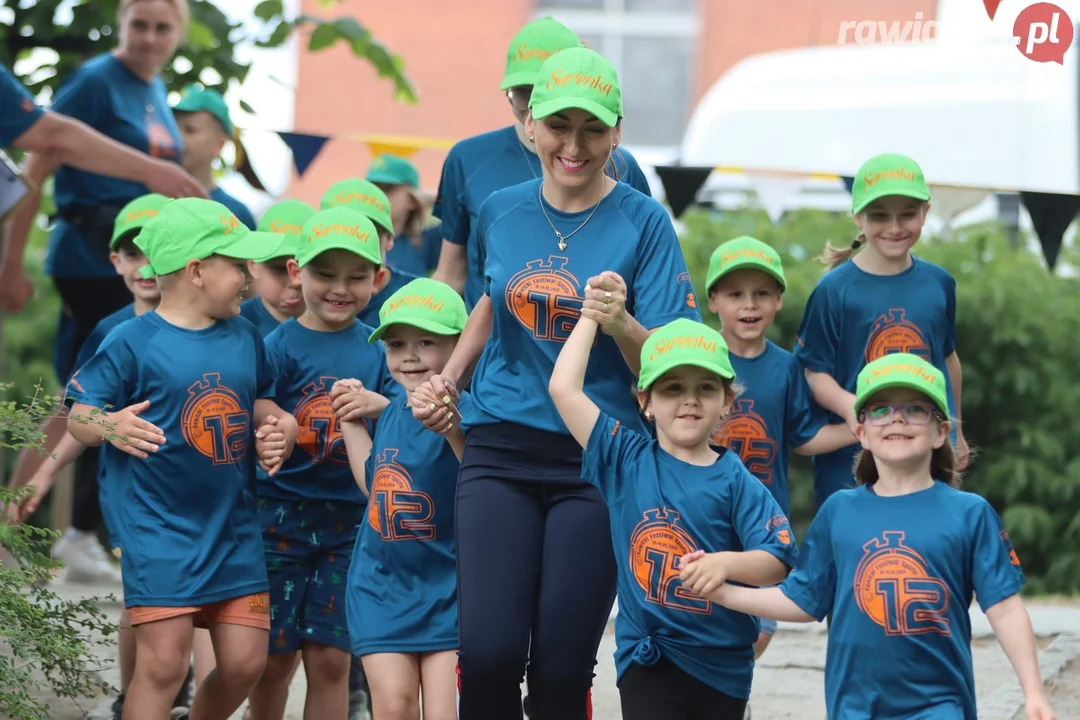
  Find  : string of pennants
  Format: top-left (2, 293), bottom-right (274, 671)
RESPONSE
top-left (654, 165), bottom-right (1080, 270)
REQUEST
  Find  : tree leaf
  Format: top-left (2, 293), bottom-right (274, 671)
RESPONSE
top-left (308, 22), bottom-right (339, 52)
top-left (186, 20), bottom-right (216, 51)
top-left (253, 0), bottom-right (283, 21)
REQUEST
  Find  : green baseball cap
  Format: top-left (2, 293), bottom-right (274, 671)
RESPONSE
top-left (172, 85), bottom-right (233, 135)
top-left (366, 154), bottom-right (419, 189)
top-left (111, 193), bottom-right (170, 248)
top-left (135, 198), bottom-right (283, 279)
top-left (258, 199), bottom-right (316, 236)
top-left (854, 353), bottom-right (949, 417)
top-left (500, 17), bottom-right (581, 91)
top-left (851, 153), bottom-right (931, 214)
top-left (637, 318), bottom-right (735, 391)
top-left (295, 206), bottom-right (382, 269)
top-left (368, 278), bottom-right (467, 343)
top-left (319, 179), bottom-right (394, 237)
top-left (706, 236), bottom-right (786, 292)
top-left (529, 47), bottom-right (623, 127)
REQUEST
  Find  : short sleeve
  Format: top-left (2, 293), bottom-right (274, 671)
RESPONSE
top-left (262, 329), bottom-right (288, 401)
top-left (970, 501), bottom-right (1025, 612)
top-left (254, 332), bottom-right (275, 399)
top-left (476, 195), bottom-right (495, 297)
top-left (729, 465), bottom-right (799, 569)
top-left (422, 223), bottom-right (444, 274)
top-left (65, 332), bottom-right (137, 411)
top-left (51, 66), bottom-right (104, 127)
top-left (943, 271), bottom-right (957, 357)
top-left (69, 322), bottom-right (112, 384)
top-left (0, 66), bottom-right (44, 147)
top-left (779, 504), bottom-right (837, 621)
top-left (794, 281), bottom-right (841, 376)
top-left (582, 412), bottom-right (650, 501)
top-left (612, 148), bottom-right (652, 197)
top-left (786, 358), bottom-right (827, 448)
top-left (630, 205), bottom-right (701, 330)
top-left (433, 147), bottom-right (468, 246)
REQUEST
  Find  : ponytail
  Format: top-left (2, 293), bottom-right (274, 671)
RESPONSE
top-left (854, 440), bottom-right (962, 488)
top-left (818, 233), bottom-right (864, 270)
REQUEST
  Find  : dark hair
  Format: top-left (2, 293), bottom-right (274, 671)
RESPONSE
top-left (603, 118), bottom-right (624, 183)
top-left (854, 439), bottom-right (962, 488)
top-left (112, 233), bottom-right (141, 256)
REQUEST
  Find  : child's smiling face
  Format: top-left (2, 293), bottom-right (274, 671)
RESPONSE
top-left (708, 269), bottom-right (783, 347)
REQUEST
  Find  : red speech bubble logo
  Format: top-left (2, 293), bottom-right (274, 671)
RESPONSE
top-left (1014, 3), bottom-right (1074, 63)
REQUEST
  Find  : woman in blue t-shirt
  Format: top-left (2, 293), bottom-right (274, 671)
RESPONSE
top-left (412, 47), bottom-right (699, 720)
top-left (429, 16), bottom-right (652, 312)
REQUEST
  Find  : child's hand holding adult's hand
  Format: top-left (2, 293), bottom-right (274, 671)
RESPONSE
top-left (106, 400), bottom-right (165, 459)
top-left (411, 376), bottom-right (458, 434)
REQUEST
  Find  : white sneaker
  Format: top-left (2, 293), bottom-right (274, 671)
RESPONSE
top-left (53, 529), bottom-right (122, 585)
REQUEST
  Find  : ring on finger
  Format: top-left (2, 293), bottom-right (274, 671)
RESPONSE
top-left (603, 291), bottom-right (613, 304)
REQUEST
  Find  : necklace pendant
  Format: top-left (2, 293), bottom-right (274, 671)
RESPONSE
top-left (557, 237), bottom-right (567, 252)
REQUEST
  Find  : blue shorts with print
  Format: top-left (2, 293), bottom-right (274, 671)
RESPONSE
top-left (259, 498), bottom-right (361, 654)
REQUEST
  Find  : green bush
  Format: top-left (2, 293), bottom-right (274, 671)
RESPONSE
top-left (678, 208), bottom-right (1080, 594)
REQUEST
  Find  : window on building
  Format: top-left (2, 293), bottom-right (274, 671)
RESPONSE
top-left (535, 0), bottom-right (698, 147)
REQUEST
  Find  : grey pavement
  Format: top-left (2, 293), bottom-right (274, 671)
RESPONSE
top-left (49, 580), bottom-right (1080, 720)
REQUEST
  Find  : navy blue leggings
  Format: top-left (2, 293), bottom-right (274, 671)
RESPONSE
top-left (455, 423), bottom-right (617, 720)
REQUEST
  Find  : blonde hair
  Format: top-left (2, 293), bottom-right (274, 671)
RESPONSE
top-left (818, 233), bottom-right (865, 271)
top-left (117, 0), bottom-right (190, 28)
top-left (854, 441), bottom-right (961, 488)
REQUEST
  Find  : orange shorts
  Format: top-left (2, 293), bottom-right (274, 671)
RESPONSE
top-left (127, 592), bottom-right (270, 630)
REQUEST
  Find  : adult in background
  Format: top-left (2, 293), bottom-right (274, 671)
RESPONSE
top-left (430, 16), bottom-right (652, 311)
top-left (365, 153), bottom-right (441, 277)
top-left (2, 0), bottom-right (192, 584)
top-left (413, 47), bottom-right (699, 720)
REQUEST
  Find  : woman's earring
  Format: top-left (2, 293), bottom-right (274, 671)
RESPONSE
top-left (529, 136), bottom-right (535, 143)
top-left (644, 410), bottom-right (653, 420)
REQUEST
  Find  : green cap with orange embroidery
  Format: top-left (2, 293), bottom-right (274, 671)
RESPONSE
top-left (319, 178), bottom-right (394, 237)
top-left (637, 318), bottom-right (735, 391)
top-left (368, 278), bottom-right (467, 343)
top-left (135, 198), bottom-right (284, 278)
top-left (366, 154), bottom-right (420, 189)
top-left (295, 206), bottom-right (382, 268)
top-left (706, 236), bottom-right (786, 292)
top-left (111, 193), bottom-right (170, 248)
top-left (529, 46), bottom-right (623, 128)
top-left (254, 199), bottom-right (317, 261)
top-left (850, 153), bottom-right (931, 214)
top-left (500, 17), bottom-right (581, 91)
top-left (172, 85), bottom-right (233, 135)
top-left (854, 353), bottom-right (949, 416)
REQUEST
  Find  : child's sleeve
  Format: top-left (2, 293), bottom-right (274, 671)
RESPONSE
top-left (794, 281), bottom-right (841, 376)
top-left (254, 331), bottom-right (276, 400)
top-left (729, 466), bottom-right (800, 569)
top-left (630, 205), bottom-right (701, 330)
top-left (779, 504), bottom-right (837, 621)
top-left (65, 332), bottom-right (137, 411)
top-left (581, 412), bottom-right (648, 502)
top-left (970, 499), bottom-right (1025, 612)
top-left (68, 321), bottom-right (112, 385)
top-left (786, 357), bottom-right (828, 448)
top-left (432, 147), bottom-right (468, 246)
top-left (943, 272), bottom-right (958, 356)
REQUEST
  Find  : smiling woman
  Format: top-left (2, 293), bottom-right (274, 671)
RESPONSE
top-left (411, 45), bottom-right (700, 720)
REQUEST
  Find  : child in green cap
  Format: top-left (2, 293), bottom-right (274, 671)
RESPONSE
top-left (703, 353), bottom-right (1055, 720)
top-left (246, 206), bottom-right (394, 720)
top-left (238, 198), bottom-right (316, 337)
top-left (64, 197), bottom-right (298, 720)
top-left (365, 153), bottom-right (442, 277)
top-left (705, 236), bottom-right (855, 665)
top-left (795, 152), bottom-right (967, 510)
top-left (173, 84), bottom-right (257, 230)
top-left (333, 278), bottom-right (467, 720)
top-left (549, 314), bottom-right (796, 719)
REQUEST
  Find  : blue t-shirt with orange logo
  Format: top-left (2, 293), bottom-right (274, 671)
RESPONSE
top-left (713, 341), bottom-right (828, 517)
top-left (346, 392), bottom-right (468, 655)
top-left (1, 65), bottom-right (43, 146)
top-left (258, 318), bottom-right (392, 505)
top-left (64, 311), bottom-right (272, 607)
top-left (49, 54), bottom-right (183, 279)
top-left (239, 298), bottom-right (281, 339)
top-left (780, 481), bottom-right (1024, 719)
top-left (583, 412), bottom-right (798, 700)
top-left (433, 125), bottom-right (652, 311)
top-left (358, 267), bottom-right (422, 328)
top-left (794, 257), bottom-right (956, 504)
top-left (464, 179), bottom-right (699, 438)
